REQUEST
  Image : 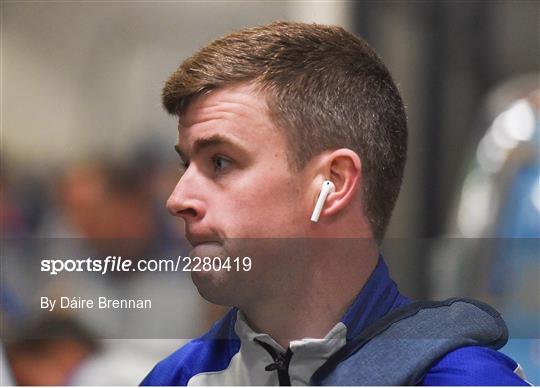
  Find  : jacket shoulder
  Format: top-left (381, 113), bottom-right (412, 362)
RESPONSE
top-left (421, 346), bottom-right (531, 386)
top-left (140, 309), bottom-right (240, 386)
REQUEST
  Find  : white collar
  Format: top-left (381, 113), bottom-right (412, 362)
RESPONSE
top-left (234, 310), bottom-right (348, 385)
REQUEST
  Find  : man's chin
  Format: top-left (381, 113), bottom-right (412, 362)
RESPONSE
top-left (187, 240), bottom-right (256, 306)
top-left (191, 270), bottom-right (234, 306)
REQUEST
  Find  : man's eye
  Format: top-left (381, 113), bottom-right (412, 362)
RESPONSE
top-left (212, 155), bottom-right (231, 172)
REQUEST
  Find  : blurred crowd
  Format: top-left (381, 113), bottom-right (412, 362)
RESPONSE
top-left (1, 141), bottom-right (226, 384)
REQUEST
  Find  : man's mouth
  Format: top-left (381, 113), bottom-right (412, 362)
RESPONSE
top-left (185, 230), bottom-right (221, 246)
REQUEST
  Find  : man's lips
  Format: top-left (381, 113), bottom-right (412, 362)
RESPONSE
top-left (185, 232), bottom-right (222, 247)
top-left (189, 239), bottom-right (221, 247)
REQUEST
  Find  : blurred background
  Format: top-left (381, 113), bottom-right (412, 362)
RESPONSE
top-left (1, 0), bottom-right (539, 385)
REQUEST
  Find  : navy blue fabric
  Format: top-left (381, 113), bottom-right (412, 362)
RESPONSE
top-left (340, 256), bottom-right (410, 339)
top-left (140, 256), bottom-right (529, 386)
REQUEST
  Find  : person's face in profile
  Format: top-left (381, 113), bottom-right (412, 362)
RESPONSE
top-left (166, 83), bottom-right (313, 305)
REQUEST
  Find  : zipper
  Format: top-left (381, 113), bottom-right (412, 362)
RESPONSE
top-left (254, 338), bottom-right (293, 386)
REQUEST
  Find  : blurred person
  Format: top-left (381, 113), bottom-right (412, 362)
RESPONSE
top-left (57, 160), bottom-right (202, 384)
top-left (4, 316), bottom-right (98, 386)
top-left (53, 159), bottom-right (155, 241)
top-left (7, 159), bottom-right (205, 384)
top-left (142, 22), bottom-right (530, 385)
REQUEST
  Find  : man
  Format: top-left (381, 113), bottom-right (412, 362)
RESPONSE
top-left (142, 21), bottom-right (529, 385)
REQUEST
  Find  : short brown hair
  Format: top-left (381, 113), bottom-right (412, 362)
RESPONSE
top-left (162, 21), bottom-right (407, 242)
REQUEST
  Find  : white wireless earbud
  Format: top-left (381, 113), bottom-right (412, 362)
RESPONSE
top-left (310, 180), bottom-right (335, 222)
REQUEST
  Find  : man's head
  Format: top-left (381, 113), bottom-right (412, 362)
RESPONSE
top-left (164, 21), bottom-right (407, 244)
top-left (164, 22), bottom-right (407, 306)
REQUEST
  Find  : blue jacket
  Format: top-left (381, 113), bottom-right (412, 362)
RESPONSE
top-left (142, 257), bottom-right (530, 385)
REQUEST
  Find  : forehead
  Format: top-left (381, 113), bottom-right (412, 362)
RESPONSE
top-left (177, 83), bottom-right (285, 151)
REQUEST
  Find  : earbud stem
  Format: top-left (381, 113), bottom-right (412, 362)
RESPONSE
top-left (310, 180), bottom-right (335, 222)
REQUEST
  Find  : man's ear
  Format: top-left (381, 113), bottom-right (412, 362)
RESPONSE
top-left (314, 149), bottom-right (362, 220)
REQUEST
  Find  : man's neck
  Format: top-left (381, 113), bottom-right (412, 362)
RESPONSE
top-left (240, 243), bottom-right (379, 349)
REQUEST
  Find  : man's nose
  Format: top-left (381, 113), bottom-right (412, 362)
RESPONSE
top-left (166, 178), bottom-right (205, 222)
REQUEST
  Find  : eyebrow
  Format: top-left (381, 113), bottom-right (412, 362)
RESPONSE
top-left (174, 134), bottom-right (248, 161)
